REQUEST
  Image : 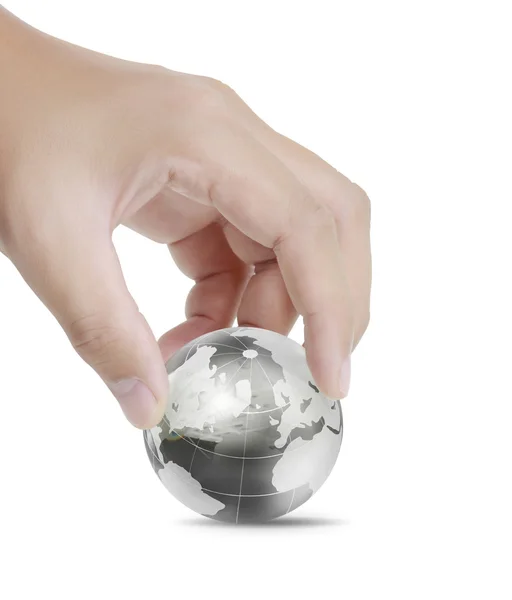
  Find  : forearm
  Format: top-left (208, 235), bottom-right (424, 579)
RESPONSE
top-left (0, 8), bottom-right (94, 148)
top-left (0, 7), bottom-right (41, 63)
top-left (0, 4), bottom-right (20, 33)
top-left (0, 8), bottom-right (49, 113)
top-left (0, 8), bottom-right (65, 201)
top-left (0, 7), bottom-right (81, 95)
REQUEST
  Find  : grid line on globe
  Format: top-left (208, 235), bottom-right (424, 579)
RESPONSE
top-left (144, 327), bottom-right (343, 524)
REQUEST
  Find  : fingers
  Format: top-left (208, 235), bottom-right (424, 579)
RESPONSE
top-left (261, 135), bottom-right (372, 346)
top-left (273, 205), bottom-right (354, 399)
top-left (236, 260), bottom-right (298, 335)
top-left (258, 137), bottom-right (372, 349)
top-left (167, 128), bottom-right (354, 398)
top-left (334, 183), bottom-right (372, 346)
top-left (219, 221), bottom-right (298, 335)
top-left (8, 213), bottom-right (169, 429)
top-left (208, 83), bottom-right (372, 349)
top-left (159, 222), bottom-right (251, 361)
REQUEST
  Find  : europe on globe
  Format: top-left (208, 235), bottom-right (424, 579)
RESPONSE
top-left (144, 326), bottom-right (343, 523)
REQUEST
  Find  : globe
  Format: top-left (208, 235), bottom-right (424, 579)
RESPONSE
top-left (144, 326), bottom-right (343, 523)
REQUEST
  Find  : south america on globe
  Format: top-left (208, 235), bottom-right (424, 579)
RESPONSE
top-left (144, 326), bottom-right (343, 524)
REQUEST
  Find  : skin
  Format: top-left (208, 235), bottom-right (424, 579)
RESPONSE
top-left (0, 7), bottom-right (371, 428)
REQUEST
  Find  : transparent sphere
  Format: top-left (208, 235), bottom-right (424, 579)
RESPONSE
top-left (144, 327), bottom-right (342, 523)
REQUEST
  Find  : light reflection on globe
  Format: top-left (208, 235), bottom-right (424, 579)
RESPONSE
top-left (144, 326), bottom-right (343, 523)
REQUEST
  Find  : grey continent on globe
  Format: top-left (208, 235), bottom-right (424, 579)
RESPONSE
top-left (144, 326), bottom-right (343, 523)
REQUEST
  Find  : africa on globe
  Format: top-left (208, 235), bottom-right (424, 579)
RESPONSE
top-left (144, 327), bottom-right (343, 523)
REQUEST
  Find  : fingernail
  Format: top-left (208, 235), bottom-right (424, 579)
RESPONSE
top-left (109, 378), bottom-right (157, 427)
top-left (339, 356), bottom-right (351, 398)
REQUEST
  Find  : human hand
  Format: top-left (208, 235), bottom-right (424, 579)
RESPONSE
top-left (0, 8), bottom-right (371, 428)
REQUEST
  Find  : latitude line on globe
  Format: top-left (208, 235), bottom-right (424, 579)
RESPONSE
top-left (240, 402), bottom-right (291, 415)
top-left (201, 486), bottom-right (298, 498)
top-left (162, 430), bottom-right (287, 458)
top-left (182, 325), bottom-right (228, 360)
top-left (145, 440), bottom-right (301, 499)
top-left (180, 327), bottom-right (243, 369)
top-left (197, 342), bottom-right (242, 352)
top-left (159, 421), bottom-right (326, 459)
top-left (162, 408), bottom-right (332, 460)
top-left (182, 328), bottom-right (223, 362)
top-left (184, 434), bottom-right (209, 459)
top-left (193, 328), bottom-right (226, 348)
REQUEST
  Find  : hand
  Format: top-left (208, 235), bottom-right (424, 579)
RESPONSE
top-left (0, 8), bottom-right (371, 428)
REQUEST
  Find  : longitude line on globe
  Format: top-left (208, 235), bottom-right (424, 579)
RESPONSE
top-left (188, 440), bottom-right (200, 471)
top-left (184, 342), bottom-right (199, 362)
top-left (217, 355), bottom-right (245, 371)
top-left (285, 488), bottom-right (296, 515)
top-left (184, 436), bottom-right (209, 460)
top-left (255, 357), bottom-right (290, 434)
top-left (235, 356), bottom-right (252, 524)
top-left (225, 357), bottom-right (249, 387)
top-left (231, 334), bottom-right (248, 350)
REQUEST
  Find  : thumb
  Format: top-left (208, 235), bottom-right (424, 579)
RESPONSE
top-left (11, 222), bottom-right (168, 429)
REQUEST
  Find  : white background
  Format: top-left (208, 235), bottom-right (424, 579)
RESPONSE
top-left (1, 1), bottom-right (511, 598)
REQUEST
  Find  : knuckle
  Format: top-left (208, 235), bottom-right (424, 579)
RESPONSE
top-left (360, 308), bottom-right (371, 335)
top-left (202, 76), bottom-right (234, 95)
top-left (0, 201), bottom-right (36, 260)
top-left (323, 176), bottom-right (371, 228)
top-left (303, 200), bottom-right (337, 234)
top-left (353, 184), bottom-right (371, 220)
top-left (146, 63), bottom-right (170, 76)
top-left (344, 183), bottom-right (371, 226)
top-left (273, 195), bottom-right (335, 251)
top-left (354, 308), bottom-right (371, 347)
top-left (0, 166), bottom-right (25, 251)
top-left (184, 75), bottom-right (234, 116)
top-left (68, 314), bottom-right (128, 368)
top-left (310, 200), bottom-right (336, 224)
